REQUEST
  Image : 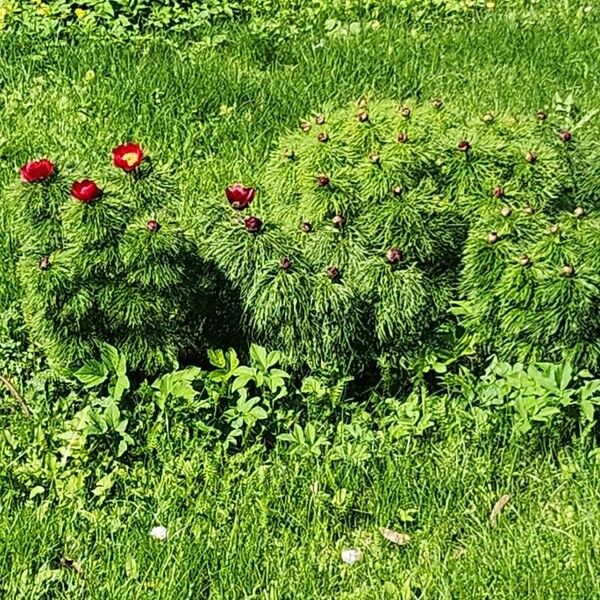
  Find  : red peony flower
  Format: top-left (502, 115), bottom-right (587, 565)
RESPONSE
top-left (112, 142), bottom-right (144, 172)
top-left (20, 159), bottom-right (55, 183)
top-left (226, 184), bottom-right (256, 210)
top-left (71, 179), bottom-right (102, 203)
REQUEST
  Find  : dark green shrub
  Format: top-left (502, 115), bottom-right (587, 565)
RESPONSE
top-left (11, 145), bottom-right (205, 372)
top-left (205, 98), bottom-right (586, 375)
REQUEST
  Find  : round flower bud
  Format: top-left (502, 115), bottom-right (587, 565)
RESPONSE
top-left (432, 98), bottom-right (444, 110)
top-left (523, 206), bottom-right (535, 216)
top-left (332, 214), bottom-right (346, 228)
top-left (357, 110), bottom-right (369, 123)
top-left (457, 140), bottom-right (471, 152)
top-left (400, 106), bottom-right (411, 118)
top-left (549, 224), bottom-right (560, 235)
top-left (487, 232), bottom-right (499, 244)
top-left (396, 132), bottom-right (408, 144)
top-left (279, 257), bottom-right (292, 270)
top-left (559, 130), bottom-right (572, 142)
top-left (519, 255), bottom-right (531, 267)
top-left (526, 151), bottom-right (538, 163)
top-left (500, 206), bottom-right (512, 217)
top-left (317, 132), bottom-right (329, 143)
top-left (573, 207), bottom-right (586, 218)
top-left (482, 111), bottom-right (494, 124)
top-left (146, 219), bottom-right (161, 232)
top-left (317, 174), bottom-right (330, 187)
top-left (39, 256), bottom-right (51, 270)
top-left (326, 266), bottom-right (340, 280)
top-left (244, 216), bottom-right (263, 233)
top-left (385, 248), bottom-right (404, 264)
top-left (561, 265), bottom-right (575, 278)
top-left (301, 222), bottom-right (313, 233)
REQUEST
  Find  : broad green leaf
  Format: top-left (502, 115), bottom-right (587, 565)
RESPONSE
top-left (75, 360), bottom-right (108, 388)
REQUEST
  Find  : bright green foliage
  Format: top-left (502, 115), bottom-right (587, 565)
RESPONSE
top-left (460, 205), bottom-right (600, 368)
top-left (11, 153), bottom-right (203, 372)
top-left (207, 98), bottom-right (583, 373)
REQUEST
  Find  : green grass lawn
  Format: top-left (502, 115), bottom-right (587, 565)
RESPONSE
top-left (3, 430), bottom-right (600, 599)
top-left (3, 4), bottom-right (600, 598)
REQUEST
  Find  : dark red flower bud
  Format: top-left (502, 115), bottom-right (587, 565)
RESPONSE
top-left (559, 130), bottom-right (572, 142)
top-left (396, 132), bottom-right (408, 144)
top-left (315, 114), bottom-right (326, 125)
top-left (317, 132), bottom-right (329, 143)
top-left (332, 214), bottom-right (346, 228)
top-left (392, 185), bottom-right (403, 197)
top-left (226, 183), bottom-right (256, 210)
top-left (20, 159), bottom-right (55, 183)
top-left (500, 206), bottom-right (512, 217)
top-left (279, 257), bottom-right (292, 270)
top-left (244, 216), bottom-right (263, 233)
top-left (561, 265), bottom-right (575, 278)
top-left (71, 179), bottom-right (102, 204)
top-left (487, 232), bottom-right (499, 244)
top-left (493, 186), bottom-right (505, 198)
top-left (317, 174), bottom-right (330, 187)
top-left (457, 140), bottom-right (471, 152)
top-left (526, 151), bottom-right (538, 163)
top-left (535, 111), bottom-right (547, 121)
top-left (432, 98), bottom-right (444, 110)
top-left (400, 106), bottom-right (411, 118)
top-left (326, 266), bottom-right (340, 280)
top-left (357, 110), bottom-right (370, 123)
top-left (146, 219), bottom-right (161, 232)
top-left (112, 142), bottom-right (144, 172)
top-left (574, 207), bottom-right (586, 218)
top-left (385, 248), bottom-right (404, 265)
top-left (38, 256), bottom-right (51, 270)
top-left (300, 222), bottom-right (313, 233)
top-left (482, 111), bottom-right (494, 124)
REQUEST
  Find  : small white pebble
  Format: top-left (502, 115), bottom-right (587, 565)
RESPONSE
top-left (341, 548), bottom-right (363, 565)
top-left (150, 526), bottom-right (168, 541)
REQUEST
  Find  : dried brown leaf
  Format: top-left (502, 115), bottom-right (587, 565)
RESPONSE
top-left (490, 494), bottom-right (511, 525)
top-left (379, 527), bottom-right (411, 545)
top-left (59, 557), bottom-right (83, 575)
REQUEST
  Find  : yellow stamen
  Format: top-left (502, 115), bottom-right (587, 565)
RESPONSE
top-left (122, 152), bottom-right (139, 166)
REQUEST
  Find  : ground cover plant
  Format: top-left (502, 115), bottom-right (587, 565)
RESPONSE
top-left (2, 1), bottom-right (600, 598)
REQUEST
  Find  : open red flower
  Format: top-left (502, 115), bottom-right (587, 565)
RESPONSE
top-left (20, 159), bottom-right (55, 183)
top-left (71, 179), bottom-right (102, 203)
top-left (112, 142), bottom-right (144, 172)
top-left (226, 184), bottom-right (256, 210)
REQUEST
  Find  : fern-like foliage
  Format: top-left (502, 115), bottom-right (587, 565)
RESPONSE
top-left (11, 149), bottom-right (206, 373)
top-left (205, 97), bottom-right (586, 375)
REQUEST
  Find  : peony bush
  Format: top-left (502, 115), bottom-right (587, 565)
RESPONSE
top-left (12, 143), bottom-right (205, 372)
top-left (205, 97), bottom-right (588, 375)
